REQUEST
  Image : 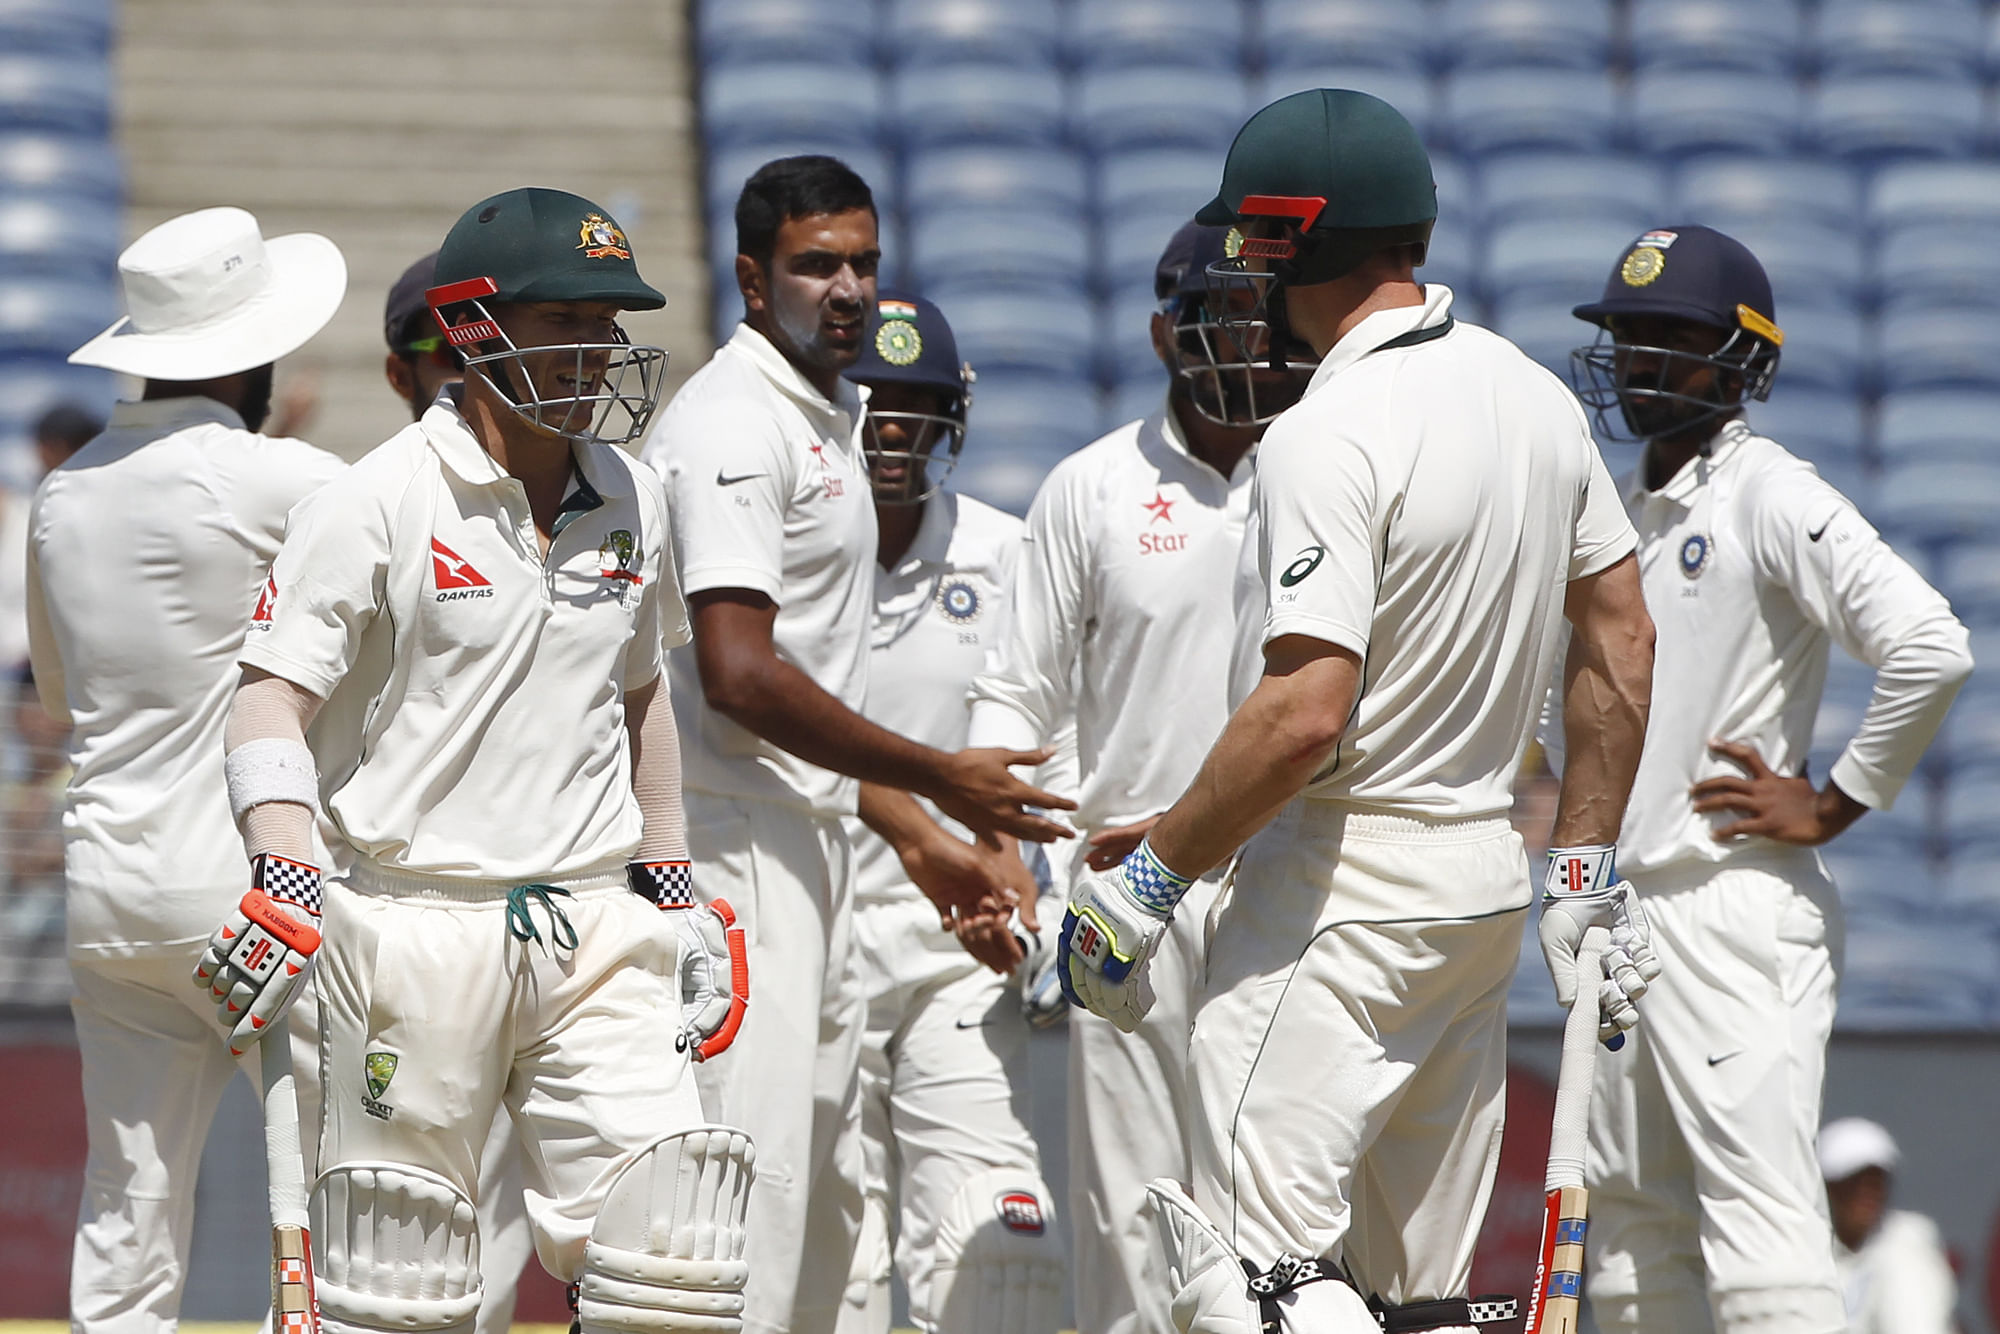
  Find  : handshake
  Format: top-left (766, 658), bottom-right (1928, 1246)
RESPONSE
top-left (1539, 844), bottom-right (1661, 1047)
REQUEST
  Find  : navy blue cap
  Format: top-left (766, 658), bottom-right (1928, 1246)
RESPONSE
top-left (385, 251), bottom-right (440, 350)
top-left (1573, 224), bottom-right (1784, 346)
top-left (847, 290), bottom-right (965, 394)
top-left (1155, 220), bottom-right (1233, 302)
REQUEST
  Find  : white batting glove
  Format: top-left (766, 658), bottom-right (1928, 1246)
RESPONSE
top-left (193, 853), bottom-right (323, 1057)
top-left (1059, 841), bottom-right (1191, 1033)
top-left (1017, 908), bottom-right (1068, 1029)
top-left (1539, 845), bottom-right (1662, 1045)
top-left (630, 861), bottom-right (747, 1062)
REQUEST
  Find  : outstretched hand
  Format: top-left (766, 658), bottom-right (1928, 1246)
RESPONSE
top-left (931, 747), bottom-right (1078, 843)
top-left (1691, 739), bottom-right (1865, 846)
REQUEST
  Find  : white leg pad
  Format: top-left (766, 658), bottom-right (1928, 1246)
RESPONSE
top-left (1144, 1179), bottom-right (1376, 1334)
top-left (578, 1125), bottom-right (755, 1334)
top-left (310, 1163), bottom-right (482, 1334)
top-left (929, 1169), bottom-right (1064, 1334)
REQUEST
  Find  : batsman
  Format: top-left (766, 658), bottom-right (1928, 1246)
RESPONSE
top-left (1056, 91), bottom-right (1660, 1331)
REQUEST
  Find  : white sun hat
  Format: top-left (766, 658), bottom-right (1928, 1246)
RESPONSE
top-left (1818, 1116), bottom-right (1900, 1182)
top-left (69, 206), bottom-right (347, 380)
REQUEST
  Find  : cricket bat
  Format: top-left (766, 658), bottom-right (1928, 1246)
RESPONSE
top-left (261, 1025), bottom-right (320, 1334)
top-left (1523, 926), bottom-right (1610, 1334)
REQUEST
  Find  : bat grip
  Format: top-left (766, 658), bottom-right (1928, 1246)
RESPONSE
top-left (261, 1024), bottom-right (311, 1229)
top-left (1546, 927), bottom-right (1608, 1193)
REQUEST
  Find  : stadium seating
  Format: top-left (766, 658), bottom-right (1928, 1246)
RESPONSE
top-left (1436, 0), bottom-right (1614, 73)
top-left (1837, 921), bottom-right (1998, 1031)
top-left (704, 143), bottom-right (892, 223)
top-left (1868, 160), bottom-right (2000, 231)
top-left (1420, 226), bottom-right (1478, 303)
top-left (1255, 0), bottom-right (1432, 75)
top-left (1714, 220), bottom-right (1867, 314)
top-left (880, 0), bottom-right (1062, 69)
top-left (1807, 75), bottom-right (1984, 161)
top-left (0, 54), bottom-right (111, 135)
top-left (1768, 308), bottom-right (1867, 397)
top-left (0, 276), bottom-right (114, 356)
top-left (1676, 157), bottom-right (1864, 233)
top-left (1103, 207), bottom-right (1196, 304)
top-left (1099, 147), bottom-right (1222, 219)
top-left (1254, 66), bottom-right (1437, 142)
top-left (1475, 153), bottom-right (1664, 230)
top-left (1105, 289), bottom-right (1165, 385)
top-left (1876, 310), bottom-right (2000, 393)
top-left (1938, 542), bottom-right (2000, 625)
top-left (1813, 0), bottom-right (1986, 81)
top-left (1878, 390), bottom-right (2000, 467)
top-left (1627, 71), bottom-right (1804, 157)
top-left (1441, 69), bottom-right (1618, 156)
top-left (1484, 216), bottom-right (1656, 306)
top-left (0, 132), bottom-right (118, 200)
top-left (904, 147), bottom-right (1086, 221)
top-left (0, 193), bottom-right (119, 276)
top-left (1625, 0), bottom-right (1803, 77)
top-left (1065, 0), bottom-right (1246, 73)
top-left (1751, 392), bottom-right (1868, 467)
top-left (889, 64), bottom-right (1067, 151)
top-left (908, 208), bottom-right (1091, 297)
top-left (1875, 461), bottom-right (2000, 543)
top-left (697, 0), bottom-right (875, 68)
top-left (1073, 67), bottom-right (1252, 154)
top-left (1489, 302), bottom-right (1593, 377)
top-left (702, 62), bottom-right (884, 151)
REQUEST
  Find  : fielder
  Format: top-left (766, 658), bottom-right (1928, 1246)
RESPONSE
top-left (1562, 225), bottom-right (1972, 1334)
top-left (832, 292), bottom-right (1064, 1334)
top-left (1818, 1118), bottom-right (1956, 1334)
top-left (198, 187), bottom-right (753, 1334)
top-left (965, 219), bottom-right (1314, 1334)
top-left (1056, 90), bottom-right (1661, 1333)
top-left (26, 206), bottom-right (346, 1334)
top-left (642, 155), bottom-right (1069, 1334)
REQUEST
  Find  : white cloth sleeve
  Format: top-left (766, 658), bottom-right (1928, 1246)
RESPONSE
top-left (652, 404), bottom-right (794, 602)
top-left (237, 479), bottom-right (391, 700)
top-left (23, 518), bottom-right (68, 725)
top-left (1569, 435), bottom-right (1639, 579)
top-left (1749, 467), bottom-right (1973, 810)
top-left (967, 461), bottom-right (1090, 751)
top-left (1257, 423), bottom-right (1381, 657)
top-left (224, 671), bottom-right (325, 860)
top-left (622, 468), bottom-right (689, 691)
top-left (627, 678), bottom-right (688, 863)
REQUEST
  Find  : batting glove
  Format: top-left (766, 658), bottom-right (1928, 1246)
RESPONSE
top-left (193, 853), bottom-right (323, 1057)
top-left (630, 861), bottom-right (748, 1062)
top-left (1017, 908), bottom-right (1068, 1029)
top-left (1059, 840), bottom-right (1191, 1033)
top-left (1538, 845), bottom-right (1662, 1045)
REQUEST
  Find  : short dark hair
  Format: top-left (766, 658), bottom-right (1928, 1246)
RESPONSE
top-left (34, 401), bottom-right (103, 451)
top-left (734, 155), bottom-right (875, 272)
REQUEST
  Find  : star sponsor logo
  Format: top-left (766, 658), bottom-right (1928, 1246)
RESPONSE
top-left (1138, 489), bottom-right (1188, 554)
top-left (430, 537), bottom-right (495, 601)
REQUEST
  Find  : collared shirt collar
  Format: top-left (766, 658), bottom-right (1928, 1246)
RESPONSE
top-left (1150, 398), bottom-right (1255, 484)
top-left (417, 391), bottom-right (612, 529)
top-left (108, 395), bottom-right (246, 435)
top-left (1626, 415), bottom-right (1751, 507)
top-left (1306, 282), bottom-right (1457, 391)
top-left (726, 322), bottom-right (868, 423)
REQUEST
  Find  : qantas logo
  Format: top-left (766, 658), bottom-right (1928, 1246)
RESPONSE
top-left (430, 538), bottom-right (494, 601)
top-left (250, 574), bottom-right (277, 629)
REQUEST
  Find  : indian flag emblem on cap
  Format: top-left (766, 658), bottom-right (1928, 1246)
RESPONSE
top-left (879, 299), bottom-right (919, 321)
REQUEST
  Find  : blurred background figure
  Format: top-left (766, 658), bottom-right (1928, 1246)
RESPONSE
top-left (381, 251), bottom-right (464, 420)
top-left (32, 401), bottom-right (103, 477)
top-left (1819, 1116), bottom-right (1959, 1334)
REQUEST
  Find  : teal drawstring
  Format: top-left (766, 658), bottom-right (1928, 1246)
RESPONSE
top-left (506, 884), bottom-right (578, 953)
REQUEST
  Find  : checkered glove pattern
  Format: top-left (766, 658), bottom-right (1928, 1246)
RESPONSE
top-left (630, 861), bottom-right (748, 1062)
top-left (1057, 839), bottom-right (1191, 1033)
top-left (192, 856), bottom-right (324, 1057)
top-left (1539, 844), bottom-right (1662, 1046)
top-left (627, 859), bottom-right (694, 908)
top-left (1466, 1297), bottom-right (1520, 1325)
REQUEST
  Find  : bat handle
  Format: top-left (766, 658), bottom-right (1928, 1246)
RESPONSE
top-left (1547, 927), bottom-right (1608, 1193)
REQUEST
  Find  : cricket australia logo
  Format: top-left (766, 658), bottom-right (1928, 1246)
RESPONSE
top-left (597, 528), bottom-right (644, 604)
top-left (362, 1051), bottom-right (398, 1121)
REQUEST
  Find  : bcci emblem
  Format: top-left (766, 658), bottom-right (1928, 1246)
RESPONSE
top-left (1620, 246), bottom-right (1665, 288)
top-left (1680, 533), bottom-right (1711, 579)
top-left (362, 1051), bottom-right (398, 1121)
top-left (876, 320), bottom-right (923, 367)
top-left (1223, 227), bottom-right (1245, 259)
top-left (937, 579), bottom-right (981, 624)
top-left (577, 213), bottom-right (631, 260)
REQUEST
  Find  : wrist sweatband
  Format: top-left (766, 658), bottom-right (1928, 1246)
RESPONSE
top-left (225, 738), bottom-right (320, 822)
top-left (1122, 839), bottom-right (1195, 914)
top-left (1545, 844), bottom-right (1617, 899)
top-left (628, 860), bottom-right (694, 908)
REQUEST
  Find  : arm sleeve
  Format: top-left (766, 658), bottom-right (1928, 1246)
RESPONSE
top-left (967, 464), bottom-right (1091, 751)
top-left (1570, 437), bottom-right (1638, 580)
top-left (652, 404), bottom-right (794, 602)
top-left (23, 520), bottom-right (67, 725)
top-left (224, 671), bottom-right (325, 861)
top-left (1258, 425), bottom-right (1383, 657)
top-left (628, 677), bottom-right (688, 863)
top-left (237, 478), bottom-right (392, 700)
top-left (1750, 468), bottom-right (1974, 810)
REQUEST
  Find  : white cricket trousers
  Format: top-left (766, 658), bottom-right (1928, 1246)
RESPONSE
top-left (1189, 803), bottom-right (1527, 1325)
top-left (1585, 852), bottom-right (1847, 1334)
top-left (836, 895), bottom-right (1054, 1334)
top-left (687, 791), bottom-right (866, 1334)
top-left (1068, 874), bottom-right (1215, 1334)
top-left (316, 863), bottom-right (703, 1283)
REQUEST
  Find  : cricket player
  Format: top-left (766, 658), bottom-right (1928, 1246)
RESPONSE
top-left (832, 292), bottom-right (1065, 1334)
top-left (965, 219), bottom-right (1315, 1334)
top-left (384, 250), bottom-right (466, 419)
top-left (1818, 1118), bottom-right (1956, 1334)
top-left (198, 187), bottom-right (754, 1334)
top-left (1563, 225), bottom-right (1973, 1334)
top-left (642, 155), bottom-right (1069, 1334)
top-left (1056, 90), bottom-right (1661, 1333)
top-left (26, 206), bottom-right (347, 1334)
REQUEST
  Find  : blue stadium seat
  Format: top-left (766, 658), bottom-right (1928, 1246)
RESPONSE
top-left (1098, 147), bottom-right (1224, 219)
top-left (956, 374), bottom-right (1106, 513)
top-left (0, 133), bottom-right (118, 200)
top-left (1420, 226), bottom-right (1477, 302)
top-left (1440, 69), bottom-right (1618, 157)
top-left (1938, 542), bottom-right (2000, 626)
top-left (1073, 67), bottom-right (1252, 155)
top-left (904, 148), bottom-right (1089, 220)
top-left (703, 143), bottom-right (892, 217)
top-left (701, 62), bottom-right (884, 151)
top-left (881, 0), bottom-right (1062, 69)
top-left (1867, 162), bottom-right (2000, 232)
top-left (1109, 375), bottom-right (1168, 429)
top-left (1256, 0), bottom-right (1432, 74)
top-left (1254, 66), bottom-right (1436, 143)
top-left (1429, 153), bottom-right (1472, 224)
top-left (1107, 289), bottom-right (1166, 384)
top-left (1874, 460), bottom-right (2000, 543)
top-left (890, 64), bottom-right (1067, 150)
top-left (697, 0), bottom-right (875, 68)
top-left (1749, 392), bottom-right (1867, 467)
top-left (1104, 207), bottom-right (1199, 304)
top-left (1675, 157), bottom-right (1863, 233)
top-left (0, 194), bottom-right (118, 276)
top-left (0, 54), bottom-right (110, 134)
top-left (1489, 303), bottom-right (1593, 379)
top-left (0, 276), bottom-right (114, 355)
top-left (908, 209), bottom-right (1091, 297)
top-left (1065, 0), bottom-right (1247, 73)
top-left (1766, 307), bottom-right (1867, 396)
top-left (1876, 390), bottom-right (2000, 466)
top-left (1474, 153), bottom-right (1665, 230)
top-left (0, 358), bottom-right (112, 435)
top-left (1876, 223), bottom-right (2000, 315)
top-left (1483, 217), bottom-right (1653, 307)
top-left (0, 0), bottom-right (112, 55)
top-left (1836, 921), bottom-right (1997, 1031)
top-left (1822, 844), bottom-right (1931, 919)
top-left (1436, 0), bottom-right (1614, 72)
top-left (1625, 0), bottom-right (1803, 76)
top-left (1710, 220), bottom-right (1865, 315)
top-left (946, 292), bottom-right (1103, 378)
top-left (1876, 310), bottom-right (2000, 393)
top-left (1807, 74), bottom-right (1983, 161)
top-left (1943, 772), bottom-right (2000, 854)
top-left (1627, 72), bottom-right (1803, 157)
top-left (1940, 855), bottom-right (2000, 919)
top-left (1814, 0), bottom-right (1984, 80)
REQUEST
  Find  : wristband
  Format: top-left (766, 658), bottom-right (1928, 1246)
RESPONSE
top-left (1544, 844), bottom-right (1617, 899)
top-left (225, 739), bottom-right (320, 821)
top-left (1121, 839), bottom-right (1195, 915)
top-left (628, 860), bottom-right (694, 908)
top-left (251, 851), bottom-right (323, 918)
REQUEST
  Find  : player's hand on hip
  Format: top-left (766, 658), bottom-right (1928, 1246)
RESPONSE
top-left (192, 854), bottom-right (323, 1058)
top-left (1692, 739), bottom-right (1866, 846)
top-left (931, 747), bottom-right (1079, 843)
top-left (1538, 845), bottom-right (1662, 1045)
top-left (631, 861), bottom-right (748, 1062)
top-left (1059, 840), bottom-right (1192, 1033)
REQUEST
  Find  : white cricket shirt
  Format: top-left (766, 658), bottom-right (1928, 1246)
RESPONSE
top-left (841, 490), bottom-right (1024, 906)
top-left (1255, 285), bottom-right (1635, 822)
top-left (642, 324), bottom-right (876, 817)
top-left (26, 397), bottom-right (344, 954)
top-left (967, 404), bottom-right (1252, 832)
top-left (241, 395), bottom-right (688, 881)
top-left (1608, 419), bottom-right (1970, 876)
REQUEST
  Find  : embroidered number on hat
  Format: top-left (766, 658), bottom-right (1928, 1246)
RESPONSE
top-left (1620, 247), bottom-right (1665, 287)
top-left (996, 1191), bottom-right (1046, 1235)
